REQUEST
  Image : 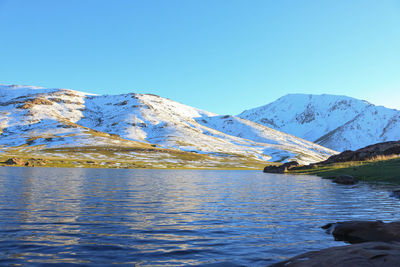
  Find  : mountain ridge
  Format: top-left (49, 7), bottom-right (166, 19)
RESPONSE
top-left (239, 93), bottom-right (400, 151)
top-left (0, 84), bottom-right (336, 167)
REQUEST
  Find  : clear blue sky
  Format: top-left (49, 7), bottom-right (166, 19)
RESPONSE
top-left (1, 0), bottom-right (399, 114)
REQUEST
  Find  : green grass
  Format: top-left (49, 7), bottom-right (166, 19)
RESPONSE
top-left (0, 156), bottom-right (267, 170)
top-left (0, 145), bottom-right (269, 170)
top-left (0, 119), bottom-right (274, 170)
top-left (289, 157), bottom-right (400, 184)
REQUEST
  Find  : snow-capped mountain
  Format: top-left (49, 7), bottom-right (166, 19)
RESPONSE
top-left (239, 94), bottom-right (400, 151)
top-left (0, 84), bottom-right (336, 165)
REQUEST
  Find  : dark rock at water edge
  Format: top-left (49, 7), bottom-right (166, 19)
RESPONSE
top-left (5, 158), bottom-right (47, 167)
top-left (272, 220), bottom-right (400, 266)
top-left (5, 158), bottom-right (26, 166)
top-left (263, 161), bottom-right (300, 173)
top-left (330, 175), bottom-right (358, 185)
top-left (390, 190), bottom-right (400, 199)
top-left (322, 220), bottom-right (400, 244)
top-left (270, 241), bottom-right (400, 267)
top-left (26, 158), bottom-right (47, 167)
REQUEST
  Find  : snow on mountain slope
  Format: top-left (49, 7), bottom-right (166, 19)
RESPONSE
top-left (238, 94), bottom-right (400, 151)
top-left (0, 84), bottom-right (336, 164)
top-left (0, 84), bottom-right (138, 149)
top-left (195, 115), bottom-right (333, 162)
top-left (77, 92), bottom-right (335, 163)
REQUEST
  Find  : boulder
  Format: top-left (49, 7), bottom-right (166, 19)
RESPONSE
top-left (4, 158), bottom-right (47, 167)
top-left (263, 161), bottom-right (300, 174)
top-left (390, 190), bottom-right (400, 199)
top-left (331, 175), bottom-right (358, 185)
top-left (5, 158), bottom-right (26, 166)
top-left (17, 97), bottom-right (53, 109)
top-left (270, 241), bottom-right (400, 267)
top-left (25, 158), bottom-right (47, 167)
top-left (321, 220), bottom-right (400, 243)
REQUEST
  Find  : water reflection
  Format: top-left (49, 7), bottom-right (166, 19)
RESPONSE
top-left (0, 167), bottom-right (399, 266)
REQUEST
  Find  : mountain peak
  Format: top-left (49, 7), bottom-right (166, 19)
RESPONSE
top-left (239, 94), bottom-right (400, 151)
top-left (0, 83), bottom-right (336, 166)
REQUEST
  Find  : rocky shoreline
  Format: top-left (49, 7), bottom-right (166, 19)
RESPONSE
top-left (271, 241), bottom-right (400, 267)
top-left (265, 141), bottom-right (400, 266)
top-left (264, 140), bottom-right (400, 175)
top-left (4, 157), bottom-right (47, 167)
top-left (271, 220), bottom-right (400, 266)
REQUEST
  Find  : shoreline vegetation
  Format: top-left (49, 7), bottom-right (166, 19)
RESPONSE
top-left (0, 154), bottom-right (271, 170)
top-left (265, 140), bottom-right (400, 184)
top-left (289, 157), bottom-right (400, 184)
top-left (269, 141), bottom-right (400, 266)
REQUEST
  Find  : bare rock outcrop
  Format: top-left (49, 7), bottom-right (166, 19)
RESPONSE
top-left (5, 158), bottom-right (26, 166)
top-left (272, 220), bottom-right (400, 266)
top-left (270, 241), bottom-right (400, 267)
top-left (269, 140), bottom-right (400, 175)
top-left (17, 97), bottom-right (53, 109)
top-left (263, 161), bottom-right (300, 173)
top-left (25, 158), bottom-right (47, 167)
top-left (5, 158), bottom-right (47, 167)
top-left (322, 220), bottom-right (400, 244)
top-left (330, 175), bottom-right (358, 185)
top-left (321, 141), bottom-right (400, 164)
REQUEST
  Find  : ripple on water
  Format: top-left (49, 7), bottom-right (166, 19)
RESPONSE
top-left (0, 168), bottom-right (399, 266)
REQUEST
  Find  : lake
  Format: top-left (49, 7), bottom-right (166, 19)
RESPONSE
top-left (0, 167), bottom-right (398, 266)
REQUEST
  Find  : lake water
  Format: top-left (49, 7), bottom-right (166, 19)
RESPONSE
top-left (0, 167), bottom-right (399, 266)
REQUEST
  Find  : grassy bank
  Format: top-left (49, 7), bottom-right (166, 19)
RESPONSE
top-left (0, 150), bottom-right (270, 170)
top-left (289, 157), bottom-right (400, 184)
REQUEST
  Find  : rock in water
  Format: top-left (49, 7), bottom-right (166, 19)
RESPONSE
top-left (270, 241), bottom-right (400, 267)
top-left (263, 161), bottom-right (300, 173)
top-left (390, 190), bottom-right (400, 199)
top-left (331, 175), bottom-right (358, 185)
top-left (321, 220), bottom-right (400, 243)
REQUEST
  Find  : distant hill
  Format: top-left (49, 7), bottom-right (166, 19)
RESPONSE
top-left (0, 84), bottom-right (335, 167)
top-left (239, 94), bottom-right (400, 151)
